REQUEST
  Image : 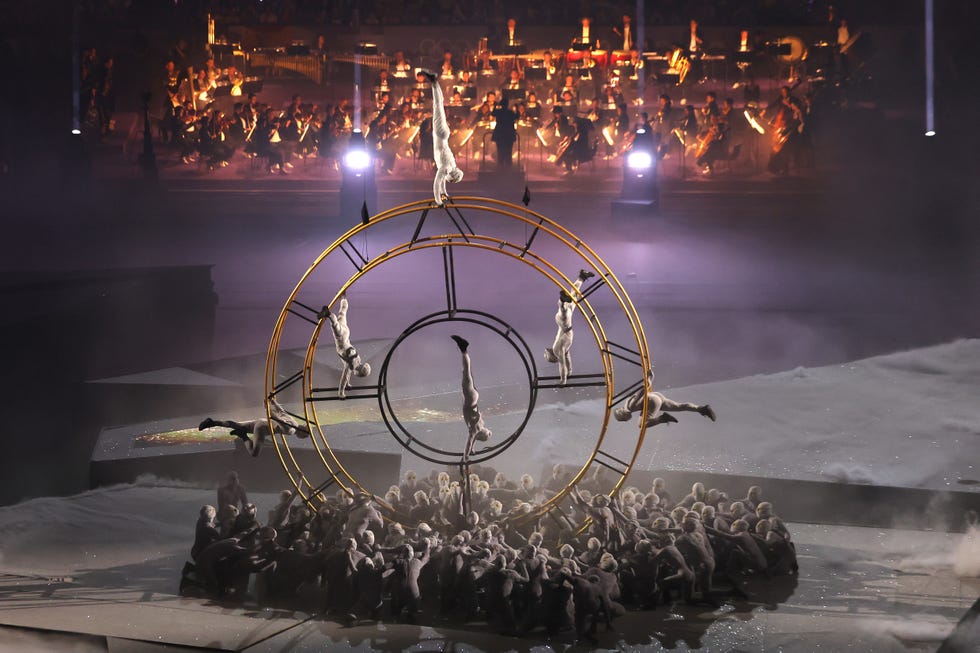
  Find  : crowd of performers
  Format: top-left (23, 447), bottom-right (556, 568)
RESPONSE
top-left (157, 16), bottom-right (827, 176)
top-left (182, 469), bottom-right (797, 640)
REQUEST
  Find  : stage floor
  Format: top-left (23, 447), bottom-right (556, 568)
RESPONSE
top-left (0, 486), bottom-right (978, 652)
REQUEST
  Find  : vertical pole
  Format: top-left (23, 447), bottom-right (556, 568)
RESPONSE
top-left (924, 0), bottom-right (935, 136)
top-left (71, 1), bottom-right (80, 133)
top-left (354, 54), bottom-right (362, 131)
top-left (636, 0), bottom-right (645, 108)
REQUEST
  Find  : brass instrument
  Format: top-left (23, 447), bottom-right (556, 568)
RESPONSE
top-left (667, 48), bottom-right (690, 85)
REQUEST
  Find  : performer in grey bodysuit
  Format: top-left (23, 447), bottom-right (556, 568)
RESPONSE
top-left (199, 398), bottom-right (310, 457)
top-left (317, 296), bottom-right (371, 398)
top-left (451, 335), bottom-right (492, 459)
top-left (614, 369), bottom-right (716, 427)
top-left (544, 269), bottom-right (594, 385)
top-left (420, 69), bottom-right (463, 205)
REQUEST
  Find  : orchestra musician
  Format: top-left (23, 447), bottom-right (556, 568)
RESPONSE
top-left (557, 74), bottom-right (579, 105)
top-left (193, 69), bottom-right (216, 106)
top-left (695, 112), bottom-right (729, 175)
top-left (476, 49), bottom-right (498, 76)
top-left (612, 14), bottom-right (634, 52)
top-left (700, 91), bottom-right (720, 125)
top-left (454, 70), bottom-right (477, 102)
top-left (258, 108), bottom-right (288, 174)
top-left (502, 17), bottom-right (521, 50)
top-left (226, 65), bottom-right (244, 96)
top-left (684, 19), bottom-right (705, 83)
top-left (763, 85), bottom-right (804, 175)
top-left (392, 50), bottom-right (412, 78)
top-left (541, 50), bottom-right (559, 83)
top-left (577, 17), bottom-right (599, 49)
top-left (440, 50), bottom-right (455, 79)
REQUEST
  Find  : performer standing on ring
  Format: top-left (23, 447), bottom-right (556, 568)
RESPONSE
top-left (318, 296), bottom-right (371, 399)
top-left (545, 269), bottom-right (594, 385)
top-left (420, 69), bottom-right (464, 205)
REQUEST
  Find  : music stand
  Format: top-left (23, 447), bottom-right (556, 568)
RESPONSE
top-left (502, 42), bottom-right (528, 55)
top-left (502, 88), bottom-right (526, 105)
top-left (734, 51), bottom-right (754, 64)
top-left (524, 67), bottom-right (548, 81)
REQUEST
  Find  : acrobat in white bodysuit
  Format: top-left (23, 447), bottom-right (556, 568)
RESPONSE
top-left (317, 297), bottom-right (371, 398)
top-left (451, 335), bottom-right (491, 459)
top-left (198, 398), bottom-right (310, 457)
top-left (420, 69), bottom-right (463, 205)
top-left (544, 269), bottom-right (594, 385)
top-left (614, 369), bottom-right (717, 427)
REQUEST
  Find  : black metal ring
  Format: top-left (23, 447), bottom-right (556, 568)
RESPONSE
top-left (376, 308), bottom-right (538, 465)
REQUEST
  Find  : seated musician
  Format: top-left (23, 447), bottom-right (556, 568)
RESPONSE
top-left (505, 67), bottom-right (524, 92)
top-left (471, 101), bottom-right (493, 127)
top-left (578, 50), bottom-right (598, 81)
top-left (193, 69), bottom-right (215, 106)
top-left (557, 89), bottom-right (577, 109)
top-left (557, 115), bottom-right (596, 174)
top-left (695, 112), bottom-right (729, 174)
top-left (558, 74), bottom-right (578, 101)
top-left (701, 91), bottom-right (720, 125)
top-left (226, 65), bottom-right (244, 96)
top-left (525, 92), bottom-right (541, 119)
top-left (454, 70), bottom-right (478, 102)
top-left (476, 50), bottom-right (498, 75)
top-left (392, 50), bottom-right (412, 78)
top-left (542, 50), bottom-right (559, 82)
top-left (258, 108), bottom-right (288, 174)
top-left (375, 69), bottom-right (392, 94)
top-left (449, 90), bottom-right (464, 106)
top-left (600, 85), bottom-right (623, 112)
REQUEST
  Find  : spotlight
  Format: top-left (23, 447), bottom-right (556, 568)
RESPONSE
top-left (626, 150), bottom-right (653, 170)
top-left (71, 128), bottom-right (81, 135)
top-left (340, 129), bottom-right (377, 218)
top-left (925, 130), bottom-right (936, 137)
top-left (619, 145), bottom-right (659, 209)
top-left (343, 149), bottom-right (371, 170)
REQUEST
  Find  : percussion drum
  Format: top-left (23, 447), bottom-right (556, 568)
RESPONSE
top-left (777, 36), bottom-right (807, 64)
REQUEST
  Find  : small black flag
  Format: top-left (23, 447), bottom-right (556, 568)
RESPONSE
top-left (360, 201), bottom-right (370, 225)
top-left (522, 185), bottom-right (531, 206)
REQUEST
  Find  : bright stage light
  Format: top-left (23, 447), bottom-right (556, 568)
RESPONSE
top-left (71, 128), bottom-right (81, 135)
top-left (626, 151), bottom-right (653, 170)
top-left (925, 130), bottom-right (935, 137)
top-left (343, 149), bottom-right (371, 170)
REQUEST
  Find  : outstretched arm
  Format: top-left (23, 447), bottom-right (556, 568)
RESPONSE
top-left (433, 167), bottom-right (448, 205)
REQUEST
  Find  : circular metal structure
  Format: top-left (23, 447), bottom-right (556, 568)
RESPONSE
top-left (376, 308), bottom-right (538, 466)
top-left (264, 196), bottom-right (654, 524)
